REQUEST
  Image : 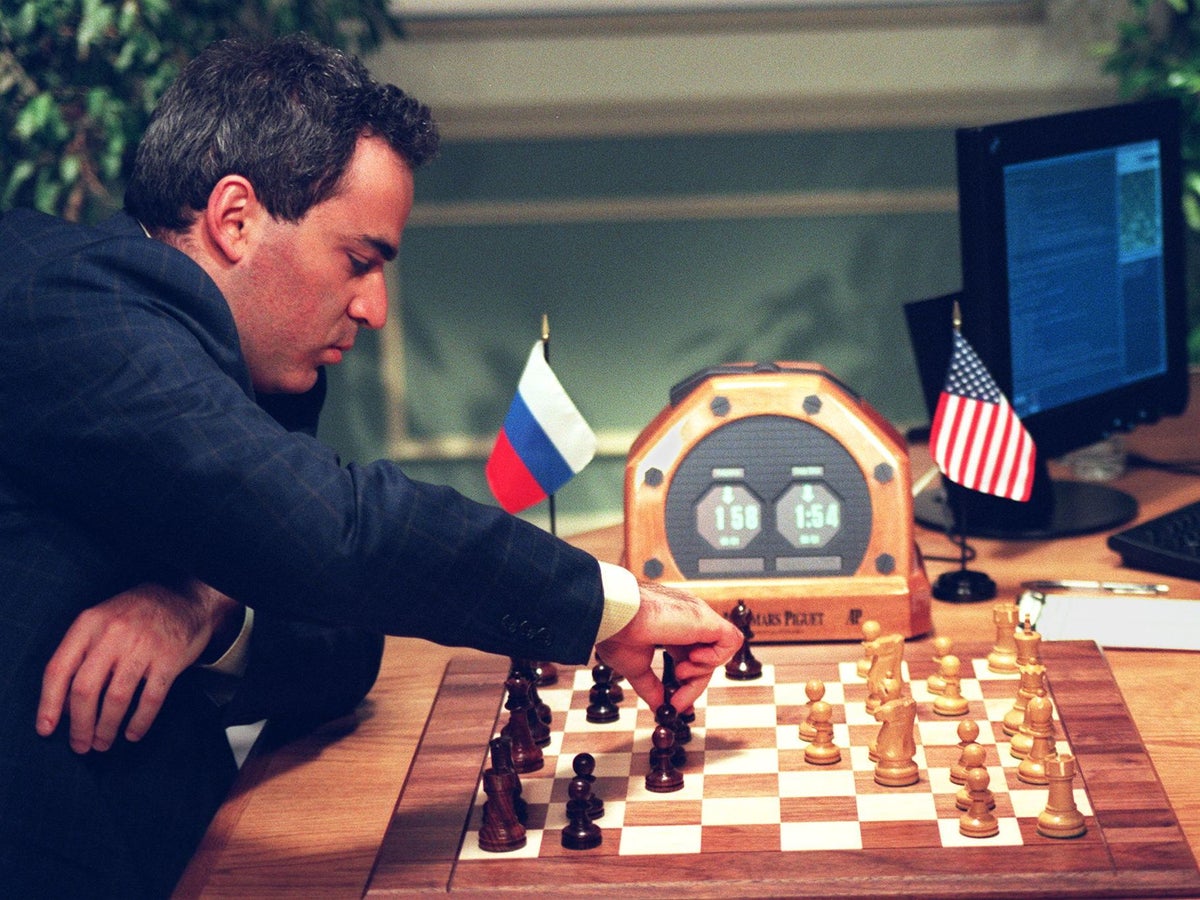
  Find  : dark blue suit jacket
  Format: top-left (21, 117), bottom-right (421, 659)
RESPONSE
top-left (0, 210), bottom-right (604, 896)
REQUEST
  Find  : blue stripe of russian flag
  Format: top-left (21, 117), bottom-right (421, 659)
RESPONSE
top-left (486, 341), bottom-right (596, 513)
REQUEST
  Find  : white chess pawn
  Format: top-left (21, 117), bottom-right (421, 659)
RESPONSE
top-left (933, 654), bottom-right (969, 716)
top-left (799, 678), bottom-right (825, 743)
top-left (926, 635), bottom-right (953, 694)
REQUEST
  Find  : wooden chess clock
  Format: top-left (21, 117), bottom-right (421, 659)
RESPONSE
top-left (623, 362), bottom-right (931, 642)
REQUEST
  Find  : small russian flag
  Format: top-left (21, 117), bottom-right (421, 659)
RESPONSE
top-left (486, 340), bottom-right (597, 513)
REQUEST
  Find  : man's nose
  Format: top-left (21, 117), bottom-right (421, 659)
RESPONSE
top-left (349, 273), bottom-right (388, 328)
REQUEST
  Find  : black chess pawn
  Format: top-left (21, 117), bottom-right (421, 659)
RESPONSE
top-left (661, 651), bottom-right (694, 726)
top-left (724, 599), bottom-right (763, 681)
top-left (586, 662), bottom-right (621, 723)
top-left (561, 775), bottom-right (602, 850)
top-left (531, 660), bottom-right (558, 687)
top-left (645, 704), bottom-right (685, 792)
top-left (572, 752), bottom-right (604, 820)
top-left (502, 671), bottom-right (543, 773)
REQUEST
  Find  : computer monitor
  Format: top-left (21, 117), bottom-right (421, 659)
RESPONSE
top-left (910, 97), bottom-right (1190, 539)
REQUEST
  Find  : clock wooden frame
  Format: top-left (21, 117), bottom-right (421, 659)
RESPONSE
top-left (623, 362), bottom-right (932, 642)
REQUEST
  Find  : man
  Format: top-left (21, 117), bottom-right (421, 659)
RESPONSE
top-left (0, 33), bottom-right (740, 897)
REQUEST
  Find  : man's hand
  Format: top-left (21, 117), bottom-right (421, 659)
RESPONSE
top-left (595, 581), bottom-right (741, 715)
top-left (36, 581), bottom-right (240, 753)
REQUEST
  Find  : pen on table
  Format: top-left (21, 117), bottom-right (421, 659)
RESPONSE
top-left (1019, 579), bottom-right (1169, 595)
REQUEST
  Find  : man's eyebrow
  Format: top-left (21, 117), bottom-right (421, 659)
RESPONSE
top-left (361, 235), bottom-right (398, 262)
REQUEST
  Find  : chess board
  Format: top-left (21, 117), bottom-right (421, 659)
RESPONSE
top-left (366, 641), bottom-right (1200, 897)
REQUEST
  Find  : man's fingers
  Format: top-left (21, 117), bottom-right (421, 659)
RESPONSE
top-left (36, 639), bottom-right (88, 737)
top-left (616, 666), bottom-right (665, 713)
top-left (124, 673), bottom-right (172, 743)
top-left (91, 664), bottom-right (148, 751)
top-left (65, 655), bottom-right (113, 753)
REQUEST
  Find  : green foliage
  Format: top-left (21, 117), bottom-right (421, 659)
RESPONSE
top-left (0, 0), bottom-right (404, 223)
top-left (1103, 0), bottom-right (1200, 358)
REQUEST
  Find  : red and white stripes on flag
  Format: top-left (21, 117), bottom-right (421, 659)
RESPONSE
top-left (930, 330), bottom-right (1036, 502)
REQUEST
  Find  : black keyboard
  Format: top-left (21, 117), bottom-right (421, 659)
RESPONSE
top-left (1107, 498), bottom-right (1200, 581)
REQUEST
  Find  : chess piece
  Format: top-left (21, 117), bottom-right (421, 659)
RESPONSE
top-left (660, 653), bottom-right (693, 746)
top-left (954, 741), bottom-right (995, 811)
top-left (487, 735), bottom-right (526, 824)
top-left (573, 752), bottom-right (604, 820)
top-left (987, 600), bottom-right (1020, 673)
top-left (959, 764), bottom-right (1000, 838)
top-left (856, 619), bottom-right (882, 679)
top-left (1017, 695), bottom-right (1057, 785)
top-left (1004, 663), bottom-right (1047, 738)
top-left (501, 670), bottom-right (544, 773)
top-left (803, 699), bottom-right (841, 765)
top-left (531, 660), bottom-right (558, 687)
top-left (1014, 615), bottom-right (1042, 668)
top-left (1037, 752), bottom-right (1087, 838)
top-left (873, 696), bottom-right (919, 787)
top-left (478, 740), bottom-right (527, 852)
top-left (560, 774), bottom-right (602, 850)
top-left (586, 661), bottom-right (621, 723)
top-left (724, 599), bottom-right (763, 680)
top-left (799, 678), bottom-right (825, 743)
top-left (865, 633), bottom-right (905, 714)
top-left (645, 704), bottom-right (685, 792)
top-left (949, 718), bottom-right (981, 786)
top-left (926, 635), bottom-right (953, 694)
top-left (932, 654), bottom-right (969, 716)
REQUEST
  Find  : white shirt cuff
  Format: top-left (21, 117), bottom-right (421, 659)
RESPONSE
top-left (596, 562), bottom-right (641, 642)
top-left (199, 606), bottom-right (254, 677)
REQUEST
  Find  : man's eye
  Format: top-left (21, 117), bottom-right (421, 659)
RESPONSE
top-left (349, 256), bottom-right (373, 275)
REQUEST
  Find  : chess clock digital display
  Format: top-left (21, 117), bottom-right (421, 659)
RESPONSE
top-left (624, 362), bottom-right (932, 642)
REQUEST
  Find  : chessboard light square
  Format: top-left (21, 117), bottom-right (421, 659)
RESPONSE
top-left (838, 661), bottom-right (866, 683)
top-left (857, 792), bottom-right (938, 822)
top-left (781, 820), bottom-right (863, 851)
top-left (937, 816), bottom-right (1024, 847)
top-left (844, 704), bottom-right (881, 727)
top-left (772, 679), bottom-right (845, 706)
top-left (778, 767), bottom-right (857, 798)
top-left (563, 707), bottom-right (638, 734)
top-left (618, 824), bottom-right (702, 855)
top-left (710, 664), bottom-right (776, 687)
top-left (703, 747), bottom-right (779, 776)
top-left (702, 796), bottom-right (781, 826)
top-left (982, 697), bottom-right (1015, 722)
top-left (704, 703), bottom-right (779, 730)
top-left (919, 717), bottom-right (990, 747)
top-left (552, 751), bottom-right (634, 780)
top-left (971, 657), bottom-right (1020, 681)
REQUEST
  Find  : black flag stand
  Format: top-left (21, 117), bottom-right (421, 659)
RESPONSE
top-left (931, 491), bottom-right (996, 602)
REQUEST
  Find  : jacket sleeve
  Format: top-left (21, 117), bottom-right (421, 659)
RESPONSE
top-left (0, 220), bottom-right (603, 665)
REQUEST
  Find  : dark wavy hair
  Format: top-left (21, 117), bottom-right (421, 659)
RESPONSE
top-left (125, 33), bottom-right (439, 231)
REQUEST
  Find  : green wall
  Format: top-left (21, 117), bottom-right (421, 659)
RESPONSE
top-left (318, 126), bottom-right (964, 526)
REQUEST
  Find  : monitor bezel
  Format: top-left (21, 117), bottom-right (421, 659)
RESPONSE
top-left (954, 97), bottom-right (1190, 462)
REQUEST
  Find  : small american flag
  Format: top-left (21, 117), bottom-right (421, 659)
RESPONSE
top-left (930, 330), bottom-right (1036, 502)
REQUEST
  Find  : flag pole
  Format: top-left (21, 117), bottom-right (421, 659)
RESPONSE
top-left (931, 300), bottom-right (997, 602)
top-left (541, 313), bottom-right (558, 538)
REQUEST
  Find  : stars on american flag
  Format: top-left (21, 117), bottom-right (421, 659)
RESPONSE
top-left (930, 330), bottom-right (1036, 502)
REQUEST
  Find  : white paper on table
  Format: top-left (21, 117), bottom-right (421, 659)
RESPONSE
top-left (1017, 589), bottom-right (1200, 651)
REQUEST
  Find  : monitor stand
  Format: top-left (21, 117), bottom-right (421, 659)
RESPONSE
top-left (913, 476), bottom-right (1138, 540)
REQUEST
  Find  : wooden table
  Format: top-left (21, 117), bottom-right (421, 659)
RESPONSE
top-left (175, 411), bottom-right (1200, 898)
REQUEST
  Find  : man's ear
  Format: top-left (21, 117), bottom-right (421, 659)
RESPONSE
top-left (202, 175), bottom-right (258, 263)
